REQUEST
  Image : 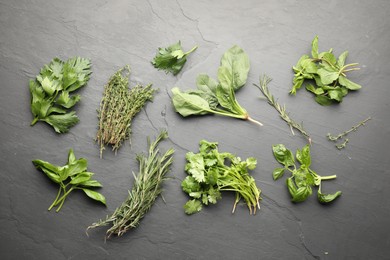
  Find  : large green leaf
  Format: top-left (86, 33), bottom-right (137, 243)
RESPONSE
top-left (317, 68), bottom-right (339, 85)
top-left (82, 188), bottom-right (106, 205)
top-left (339, 75), bottom-right (362, 90)
top-left (218, 45), bottom-right (250, 91)
top-left (171, 87), bottom-right (212, 117)
top-left (272, 144), bottom-right (295, 167)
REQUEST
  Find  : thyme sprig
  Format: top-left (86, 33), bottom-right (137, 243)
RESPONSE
top-left (254, 75), bottom-right (311, 143)
top-left (96, 66), bottom-right (156, 158)
top-left (88, 130), bottom-right (174, 239)
top-left (327, 116), bottom-right (371, 149)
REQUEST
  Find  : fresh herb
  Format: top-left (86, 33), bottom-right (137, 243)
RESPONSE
top-left (88, 130), bottom-right (174, 238)
top-left (96, 65), bottom-right (156, 158)
top-left (272, 144), bottom-right (341, 203)
top-left (152, 41), bottom-right (197, 75)
top-left (255, 75), bottom-right (311, 143)
top-left (327, 116), bottom-right (371, 149)
top-left (182, 140), bottom-right (261, 215)
top-left (291, 35), bottom-right (361, 105)
top-left (171, 45), bottom-right (263, 125)
top-left (32, 149), bottom-right (106, 212)
top-left (29, 57), bottom-right (92, 133)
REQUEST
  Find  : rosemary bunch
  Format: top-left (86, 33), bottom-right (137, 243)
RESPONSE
top-left (96, 66), bottom-right (156, 158)
top-left (255, 75), bottom-right (311, 143)
top-left (87, 130), bottom-right (174, 239)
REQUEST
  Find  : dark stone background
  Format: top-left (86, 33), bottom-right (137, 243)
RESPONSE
top-left (1, 1), bottom-right (389, 259)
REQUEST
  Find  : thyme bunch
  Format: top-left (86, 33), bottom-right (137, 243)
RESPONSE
top-left (255, 75), bottom-right (311, 143)
top-left (96, 66), bottom-right (156, 158)
top-left (87, 130), bottom-right (174, 239)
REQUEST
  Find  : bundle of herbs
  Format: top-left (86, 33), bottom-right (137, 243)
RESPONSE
top-left (32, 149), bottom-right (106, 212)
top-left (272, 144), bottom-right (341, 203)
top-left (30, 57), bottom-right (92, 133)
top-left (171, 45), bottom-right (263, 125)
top-left (291, 36), bottom-right (361, 105)
top-left (96, 65), bottom-right (156, 158)
top-left (88, 130), bottom-right (174, 238)
top-left (182, 140), bottom-right (261, 215)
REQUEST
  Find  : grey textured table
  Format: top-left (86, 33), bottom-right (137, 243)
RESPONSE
top-left (1, 1), bottom-right (389, 259)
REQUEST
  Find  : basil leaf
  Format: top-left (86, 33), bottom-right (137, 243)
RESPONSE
top-left (318, 190), bottom-right (342, 203)
top-left (291, 185), bottom-right (312, 202)
top-left (296, 145), bottom-right (311, 167)
top-left (218, 45), bottom-right (250, 91)
top-left (171, 87), bottom-right (212, 116)
top-left (273, 168), bottom-right (285, 180)
top-left (272, 144), bottom-right (295, 167)
top-left (82, 188), bottom-right (106, 205)
top-left (286, 177), bottom-right (298, 198)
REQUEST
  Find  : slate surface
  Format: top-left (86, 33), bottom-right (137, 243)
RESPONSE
top-left (1, 0), bottom-right (390, 259)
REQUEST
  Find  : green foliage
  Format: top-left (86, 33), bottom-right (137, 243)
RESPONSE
top-left (327, 116), bottom-right (371, 150)
top-left (29, 57), bottom-right (92, 133)
top-left (291, 36), bottom-right (361, 105)
top-left (96, 65), bottom-right (156, 158)
top-left (181, 140), bottom-right (261, 215)
top-left (32, 149), bottom-right (106, 212)
top-left (272, 144), bottom-right (341, 204)
top-left (88, 130), bottom-right (175, 239)
top-left (171, 45), bottom-right (263, 125)
top-left (151, 41), bottom-right (197, 75)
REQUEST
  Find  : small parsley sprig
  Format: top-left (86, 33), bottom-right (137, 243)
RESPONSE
top-left (151, 41), bottom-right (197, 75)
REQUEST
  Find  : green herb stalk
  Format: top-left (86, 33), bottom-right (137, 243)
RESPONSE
top-left (96, 65), bottom-right (156, 158)
top-left (88, 130), bottom-right (174, 239)
top-left (255, 75), bottom-right (311, 143)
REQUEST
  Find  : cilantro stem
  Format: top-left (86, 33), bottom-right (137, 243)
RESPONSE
top-left (31, 117), bottom-right (39, 126)
top-left (184, 45), bottom-right (198, 56)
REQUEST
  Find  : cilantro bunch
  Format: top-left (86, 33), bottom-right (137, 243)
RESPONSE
top-left (32, 149), bottom-right (106, 212)
top-left (151, 41), bottom-right (197, 75)
top-left (272, 144), bottom-right (341, 203)
top-left (291, 36), bottom-right (361, 105)
top-left (29, 57), bottom-right (92, 133)
top-left (182, 140), bottom-right (261, 215)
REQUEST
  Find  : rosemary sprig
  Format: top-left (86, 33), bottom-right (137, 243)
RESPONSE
top-left (327, 116), bottom-right (371, 149)
top-left (254, 75), bottom-right (311, 143)
top-left (87, 130), bottom-right (175, 239)
top-left (96, 65), bottom-right (157, 158)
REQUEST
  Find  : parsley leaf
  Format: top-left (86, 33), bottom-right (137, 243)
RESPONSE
top-left (152, 41), bottom-right (197, 75)
top-left (30, 57), bottom-right (92, 133)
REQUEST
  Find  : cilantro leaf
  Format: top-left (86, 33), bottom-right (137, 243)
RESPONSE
top-left (184, 199), bottom-right (202, 215)
top-left (152, 41), bottom-right (197, 75)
